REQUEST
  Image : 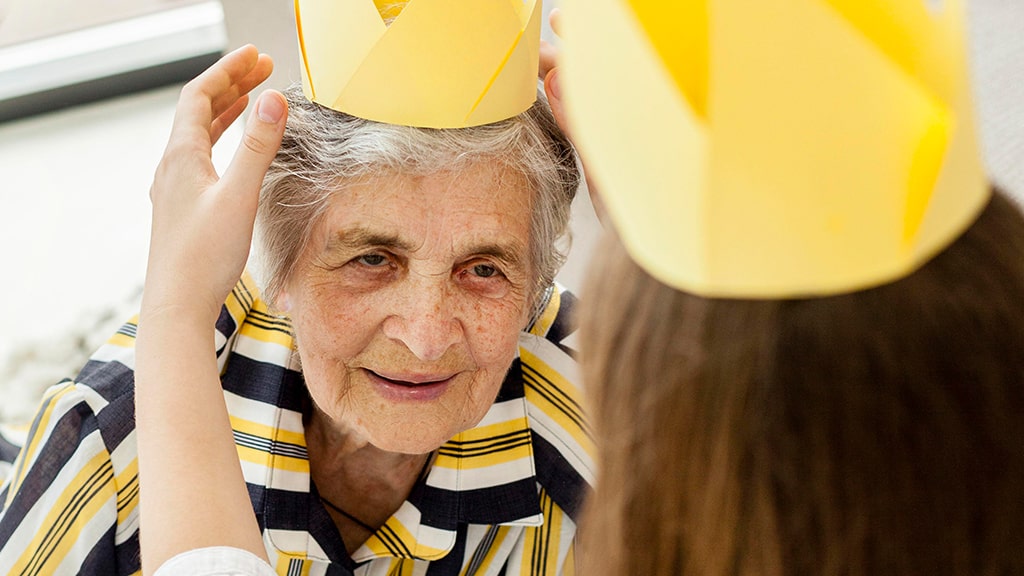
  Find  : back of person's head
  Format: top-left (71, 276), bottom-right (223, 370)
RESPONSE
top-left (578, 188), bottom-right (1024, 576)
top-left (560, 1), bottom-right (1024, 573)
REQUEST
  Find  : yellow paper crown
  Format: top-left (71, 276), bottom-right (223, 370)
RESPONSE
top-left (562, 0), bottom-right (990, 297)
top-left (294, 0), bottom-right (542, 128)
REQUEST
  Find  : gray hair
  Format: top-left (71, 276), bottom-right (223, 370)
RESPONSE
top-left (254, 85), bottom-right (580, 316)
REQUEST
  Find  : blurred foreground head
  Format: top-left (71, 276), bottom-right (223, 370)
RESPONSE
top-left (560, 0), bottom-right (1024, 574)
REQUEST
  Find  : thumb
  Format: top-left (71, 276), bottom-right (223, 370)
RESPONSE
top-left (544, 68), bottom-right (571, 141)
top-left (544, 67), bottom-right (608, 225)
top-left (220, 90), bottom-right (288, 197)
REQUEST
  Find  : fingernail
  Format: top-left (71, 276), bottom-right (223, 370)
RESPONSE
top-left (547, 69), bottom-right (561, 101)
top-left (256, 92), bottom-right (284, 123)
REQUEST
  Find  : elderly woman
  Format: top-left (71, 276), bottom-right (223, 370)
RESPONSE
top-left (0, 46), bottom-right (590, 575)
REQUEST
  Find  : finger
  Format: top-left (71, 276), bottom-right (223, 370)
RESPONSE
top-left (240, 54), bottom-right (274, 95)
top-left (541, 62), bottom-right (606, 225)
top-left (170, 45), bottom-right (261, 143)
top-left (539, 40), bottom-right (558, 80)
top-left (543, 68), bottom-right (570, 141)
top-left (208, 54), bottom-right (274, 122)
top-left (219, 90), bottom-right (288, 205)
top-left (210, 94), bottom-right (249, 147)
top-left (549, 8), bottom-right (562, 37)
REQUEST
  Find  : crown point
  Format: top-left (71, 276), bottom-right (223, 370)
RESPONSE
top-left (295, 0), bottom-right (542, 128)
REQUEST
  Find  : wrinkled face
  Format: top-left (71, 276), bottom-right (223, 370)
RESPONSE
top-left (283, 162), bottom-right (534, 454)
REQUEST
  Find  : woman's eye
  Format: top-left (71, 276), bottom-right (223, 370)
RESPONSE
top-left (357, 254), bottom-right (388, 267)
top-left (457, 261), bottom-right (511, 298)
top-left (472, 264), bottom-right (498, 278)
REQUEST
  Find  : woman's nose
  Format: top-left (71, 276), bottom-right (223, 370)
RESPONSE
top-left (380, 282), bottom-right (462, 362)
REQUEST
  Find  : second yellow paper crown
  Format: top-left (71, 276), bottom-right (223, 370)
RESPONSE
top-left (294, 0), bottom-right (542, 128)
top-left (562, 0), bottom-right (991, 298)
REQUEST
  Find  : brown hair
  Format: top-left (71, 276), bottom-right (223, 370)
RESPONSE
top-left (578, 189), bottom-right (1024, 576)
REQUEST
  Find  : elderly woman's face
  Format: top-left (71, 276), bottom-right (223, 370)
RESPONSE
top-left (283, 161), bottom-right (534, 454)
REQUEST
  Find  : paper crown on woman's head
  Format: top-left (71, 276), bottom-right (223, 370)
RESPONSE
top-left (294, 0), bottom-right (541, 128)
top-left (561, 0), bottom-right (990, 298)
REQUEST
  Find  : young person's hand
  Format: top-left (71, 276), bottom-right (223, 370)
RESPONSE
top-left (539, 9), bottom-right (567, 138)
top-left (538, 9), bottom-right (606, 222)
top-left (136, 45), bottom-right (286, 574)
top-left (143, 44), bottom-right (287, 325)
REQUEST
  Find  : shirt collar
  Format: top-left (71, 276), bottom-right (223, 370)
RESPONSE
top-left (223, 277), bottom-right (543, 565)
top-left (322, 360), bottom-right (543, 563)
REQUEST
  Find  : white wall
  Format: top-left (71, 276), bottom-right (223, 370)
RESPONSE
top-left (0, 87), bottom-right (245, 423)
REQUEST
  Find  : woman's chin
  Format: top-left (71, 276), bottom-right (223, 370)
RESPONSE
top-left (360, 413), bottom-right (479, 455)
top-left (369, 432), bottom-right (452, 456)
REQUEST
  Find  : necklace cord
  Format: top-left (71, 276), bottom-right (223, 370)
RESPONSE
top-left (317, 452), bottom-right (436, 535)
top-left (319, 496), bottom-right (377, 533)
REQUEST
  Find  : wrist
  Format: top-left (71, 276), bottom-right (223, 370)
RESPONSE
top-left (141, 296), bottom-right (222, 327)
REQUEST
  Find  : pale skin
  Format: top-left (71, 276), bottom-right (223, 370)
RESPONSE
top-left (135, 44), bottom-right (285, 573)
top-left (135, 13), bottom-right (581, 576)
top-left (540, 8), bottom-right (568, 134)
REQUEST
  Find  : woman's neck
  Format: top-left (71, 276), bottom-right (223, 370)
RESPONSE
top-left (305, 407), bottom-right (431, 554)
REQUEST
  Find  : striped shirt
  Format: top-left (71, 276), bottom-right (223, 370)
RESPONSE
top-left (0, 274), bottom-right (593, 576)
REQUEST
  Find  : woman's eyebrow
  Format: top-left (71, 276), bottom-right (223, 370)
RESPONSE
top-left (325, 227), bottom-right (527, 268)
top-left (325, 227), bottom-right (416, 253)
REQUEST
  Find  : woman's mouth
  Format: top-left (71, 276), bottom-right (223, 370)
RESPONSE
top-left (365, 369), bottom-right (455, 401)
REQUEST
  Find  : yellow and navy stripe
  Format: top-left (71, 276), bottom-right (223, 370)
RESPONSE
top-left (0, 275), bottom-right (589, 575)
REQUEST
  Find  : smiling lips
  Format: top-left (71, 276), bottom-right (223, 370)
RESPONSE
top-left (365, 369), bottom-right (457, 401)
top-left (370, 370), bottom-right (455, 386)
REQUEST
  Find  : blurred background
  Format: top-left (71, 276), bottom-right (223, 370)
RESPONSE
top-left (0, 0), bottom-right (1021, 429)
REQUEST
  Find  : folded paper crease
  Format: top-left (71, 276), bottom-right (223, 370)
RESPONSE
top-left (294, 0), bottom-right (541, 128)
top-left (562, 0), bottom-right (989, 297)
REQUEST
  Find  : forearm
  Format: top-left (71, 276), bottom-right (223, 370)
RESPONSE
top-left (135, 306), bottom-right (268, 574)
top-left (132, 44), bottom-right (286, 575)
